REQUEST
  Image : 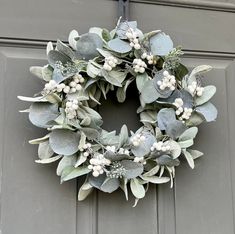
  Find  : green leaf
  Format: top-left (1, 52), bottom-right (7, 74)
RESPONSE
top-left (81, 128), bottom-right (100, 140)
top-left (169, 140), bottom-right (182, 159)
top-left (130, 178), bottom-right (145, 199)
top-left (29, 103), bottom-right (59, 128)
top-left (141, 175), bottom-right (170, 184)
top-left (35, 155), bottom-right (62, 164)
top-left (38, 141), bottom-right (54, 159)
top-left (29, 135), bottom-right (49, 144)
top-left (18, 95), bottom-right (48, 102)
top-left (178, 139), bottom-right (194, 148)
top-left (131, 131), bottom-right (155, 157)
top-left (182, 150), bottom-right (195, 169)
top-left (157, 108), bottom-right (176, 130)
top-left (49, 129), bottom-right (80, 156)
top-left (29, 66), bottom-right (43, 80)
top-left (118, 125), bottom-right (129, 148)
top-left (100, 178), bottom-right (120, 193)
top-left (196, 102), bottom-right (218, 122)
top-left (156, 155), bottom-right (180, 167)
top-left (87, 61), bottom-right (101, 78)
top-left (61, 166), bottom-right (91, 182)
top-left (76, 33), bottom-right (103, 60)
top-left (140, 111), bottom-right (157, 125)
top-left (116, 79), bottom-right (133, 103)
top-left (150, 32), bottom-right (173, 56)
top-left (56, 39), bottom-right (75, 59)
top-left (48, 50), bottom-right (71, 67)
top-left (56, 155), bottom-right (77, 176)
top-left (136, 73), bottom-right (149, 92)
top-left (175, 63), bottom-right (188, 81)
top-left (78, 182), bottom-right (93, 201)
top-left (195, 85), bottom-right (216, 106)
top-left (116, 21), bottom-right (137, 39)
top-left (179, 127), bottom-right (198, 141)
top-left (141, 79), bottom-right (160, 103)
top-left (121, 160), bottom-right (144, 179)
top-left (188, 65), bottom-right (212, 84)
top-left (188, 149), bottom-right (204, 159)
top-left (108, 38), bottom-right (132, 53)
top-left (186, 112), bottom-right (205, 127)
top-left (101, 69), bottom-right (126, 87)
top-left (143, 165), bottom-right (160, 176)
top-left (165, 120), bottom-right (187, 139)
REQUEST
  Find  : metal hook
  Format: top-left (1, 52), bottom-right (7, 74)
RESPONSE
top-left (118, 0), bottom-right (130, 21)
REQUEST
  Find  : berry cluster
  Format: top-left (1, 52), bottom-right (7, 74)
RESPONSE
top-left (79, 143), bottom-right (92, 157)
top-left (88, 154), bottom-right (111, 177)
top-left (188, 81), bottom-right (204, 97)
top-left (141, 53), bottom-right (156, 65)
top-left (65, 99), bottom-right (79, 119)
top-left (157, 70), bottom-right (176, 91)
top-left (106, 145), bottom-right (116, 153)
top-left (150, 141), bottom-right (171, 152)
top-left (103, 56), bottom-right (118, 71)
top-left (43, 80), bottom-right (57, 94)
top-left (179, 107), bottom-right (193, 122)
top-left (131, 134), bottom-right (146, 147)
top-left (173, 98), bottom-right (184, 116)
top-left (173, 98), bottom-right (193, 122)
top-left (134, 156), bottom-right (146, 164)
top-left (118, 147), bottom-right (130, 155)
top-left (64, 74), bottom-right (84, 94)
top-left (126, 28), bottom-right (141, 50)
top-left (133, 59), bottom-right (147, 73)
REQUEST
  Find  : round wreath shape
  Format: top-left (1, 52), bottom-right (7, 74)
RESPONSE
top-left (19, 20), bottom-right (217, 205)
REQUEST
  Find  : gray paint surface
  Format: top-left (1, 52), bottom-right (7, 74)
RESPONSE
top-left (0, 1), bottom-right (235, 234)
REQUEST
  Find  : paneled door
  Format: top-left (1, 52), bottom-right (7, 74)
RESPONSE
top-left (1, 0), bottom-right (235, 233)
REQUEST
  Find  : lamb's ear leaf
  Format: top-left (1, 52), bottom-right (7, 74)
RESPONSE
top-left (182, 150), bottom-right (195, 169)
top-left (29, 103), bottom-right (59, 128)
top-left (130, 178), bottom-right (145, 199)
top-left (49, 129), bottom-right (80, 156)
top-left (78, 182), bottom-right (93, 201)
top-left (188, 65), bottom-right (212, 84)
top-left (179, 127), bottom-right (198, 141)
top-left (118, 125), bottom-right (129, 148)
top-left (61, 166), bottom-right (91, 182)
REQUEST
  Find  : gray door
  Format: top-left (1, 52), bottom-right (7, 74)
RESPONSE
top-left (1, 0), bottom-right (235, 233)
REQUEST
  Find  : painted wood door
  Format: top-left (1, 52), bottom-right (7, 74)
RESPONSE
top-left (1, 0), bottom-right (235, 233)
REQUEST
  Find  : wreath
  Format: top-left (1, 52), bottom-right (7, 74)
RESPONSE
top-left (18, 20), bottom-right (217, 206)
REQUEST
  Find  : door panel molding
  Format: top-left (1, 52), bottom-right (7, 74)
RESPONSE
top-left (131, 0), bottom-right (235, 12)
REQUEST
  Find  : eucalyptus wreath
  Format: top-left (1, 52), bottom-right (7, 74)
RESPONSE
top-left (18, 20), bottom-right (217, 206)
